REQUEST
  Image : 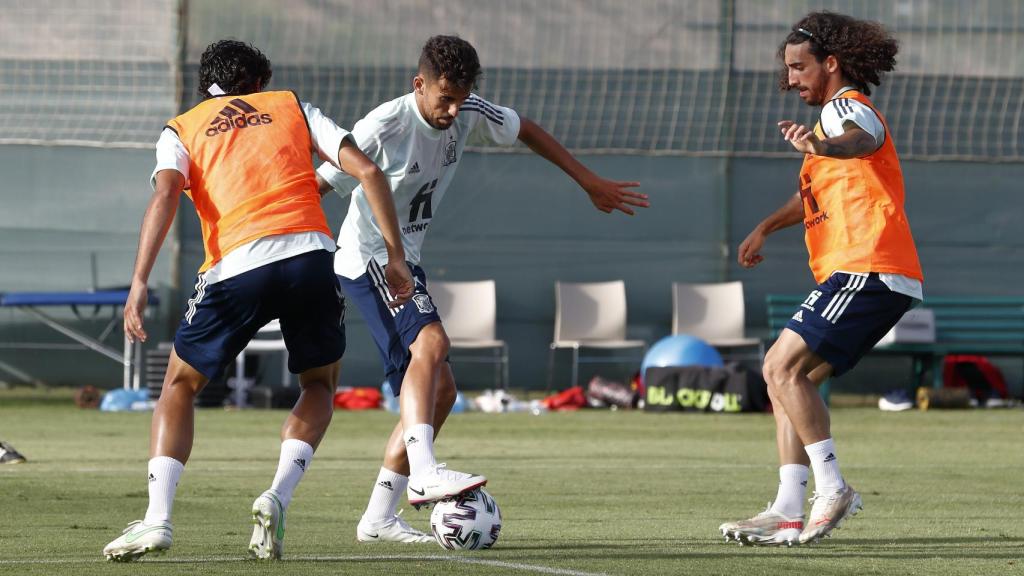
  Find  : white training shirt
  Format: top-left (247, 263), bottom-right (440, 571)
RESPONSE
top-left (821, 86), bottom-right (923, 301)
top-left (152, 101), bottom-right (348, 284)
top-left (818, 87), bottom-right (885, 149)
top-left (317, 92), bottom-right (521, 279)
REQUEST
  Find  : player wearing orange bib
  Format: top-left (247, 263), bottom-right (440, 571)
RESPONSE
top-left (103, 40), bottom-right (413, 562)
top-left (723, 12), bottom-right (922, 546)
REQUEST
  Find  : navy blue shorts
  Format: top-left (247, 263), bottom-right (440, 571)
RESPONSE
top-left (174, 249), bottom-right (346, 380)
top-left (785, 272), bottom-right (912, 377)
top-left (338, 260), bottom-right (441, 394)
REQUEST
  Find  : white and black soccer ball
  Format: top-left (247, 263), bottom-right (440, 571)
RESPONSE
top-left (430, 488), bottom-right (502, 550)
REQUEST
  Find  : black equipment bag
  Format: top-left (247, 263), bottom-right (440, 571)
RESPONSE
top-left (643, 363), bottom-right (769, 413)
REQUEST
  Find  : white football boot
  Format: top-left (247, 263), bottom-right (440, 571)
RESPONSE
top-left (407, 463), bottom-right (486, 509)
top-left (103, 520), bottom-right (173, 561)
top-left (719, 503), bottom-right (804, 547)
top-left (357, 510), bottom-right (433, 543)
top-left (799, 484), bottom-right (862, 544)
top-left (249, 490), bottom-right (286, 560)
top-left (0, 441), bottom-right (27, 464)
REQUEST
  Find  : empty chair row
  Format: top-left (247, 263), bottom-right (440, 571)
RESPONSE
top-left (235, 280), bottom-right (760, 391)
top-left (438, 280), bottom-right (761, 389)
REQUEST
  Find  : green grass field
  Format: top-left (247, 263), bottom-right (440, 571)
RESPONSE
top-left (1, 390), bottom-right (1022, 576)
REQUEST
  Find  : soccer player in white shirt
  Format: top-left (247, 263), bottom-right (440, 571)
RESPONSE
top-left (319, 35), bottom-right (649, 543)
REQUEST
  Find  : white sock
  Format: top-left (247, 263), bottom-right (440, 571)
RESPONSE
top-left (363, 467), bottom-right (408, 524)
top-left (404, 423), bottom-right (436, 476)
top-left (143, 456), bottom-right (184, 525)
top-left (805, 438), bottom-right (845, 493)
top-left (770, 464), bottom-right (809, 518)
top-left (270, 439), bottom-right (314, 509)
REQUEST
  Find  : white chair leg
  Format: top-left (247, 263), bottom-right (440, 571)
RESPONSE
top-left (233, 351), bottom-right (248, 408)
top-left (545, 346), bottom-right (557, 393)
top-left (235, 351), bottom-right (246, 385)
top-left (493, 348), bottom-right (501, 389)
top-left (501, 344), bottom-right (509, 390)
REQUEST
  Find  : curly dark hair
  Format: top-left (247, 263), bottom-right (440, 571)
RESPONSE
top-left (418, 35), bottom-right (482, 91)
top-left (197, 39), bottom-right (272, 99)
top-left (778, 12), bottom-right (898, 96)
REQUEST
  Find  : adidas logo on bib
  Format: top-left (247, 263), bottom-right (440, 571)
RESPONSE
top-left (205, 98), bottom-right (272, 137)
top-left (408, 162), bottom-right (420, 174)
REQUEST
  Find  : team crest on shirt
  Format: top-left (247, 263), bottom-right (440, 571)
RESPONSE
top-left (413, 293), bottom-right (435, 314)
top-left (442, 135), bottom-right (458, 166)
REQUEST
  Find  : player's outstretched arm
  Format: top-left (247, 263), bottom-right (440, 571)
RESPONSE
top-left (336, 139), bottom-right (413, 306)
top-left (738, 192), bottom-right (803, 269)
top-left (516, 117), bottom-right (649, 215)
top-left (125, 169), bottom-right (184, 342)
top-left (778, 120), bottom-right (877, 159)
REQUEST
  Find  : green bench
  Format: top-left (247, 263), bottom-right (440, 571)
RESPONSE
top-left (767, 295), bottom-right (1024, 389)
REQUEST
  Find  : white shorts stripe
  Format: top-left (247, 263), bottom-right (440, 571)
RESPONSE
top-left (184, 274), bottom-right (208, 325)
top-left (820, 274), bottom-right (858, 320)
top-left (367, 260), bottom-right (401, 317)
top-left (828, 274), bottom-right (867, 324)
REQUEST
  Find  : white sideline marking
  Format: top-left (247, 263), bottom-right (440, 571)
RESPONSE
top-left (0, 554), bottom-right (609, 576)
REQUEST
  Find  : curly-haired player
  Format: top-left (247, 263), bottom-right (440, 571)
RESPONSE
top-left (102, 39), bottom-right (412, 561)
top-left (722, 12), bottom-right (923, 546)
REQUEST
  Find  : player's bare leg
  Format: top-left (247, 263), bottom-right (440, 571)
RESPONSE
top-left (104, 348), bottom-right (205, 561)
top-left (282, 360), bottom-right (340, 449)
top-left (765, 330), bottom-right (861, 544)
top-left (763, 330), bottom-right (832, 444)
top-left (358, 363), bottom-right (457, 543)
top-left (384, 363), bottom-right (457, 476)
top-left (400, 322), bottom-right (447, 430)
top-left (250, 360), bottom-right (340, 560)
top-left (150, 348), bottom-right (209, 462)
top-left (401, 323), bottom-right (485, 508)
top-left (721, 360), bottom-right (830, 546)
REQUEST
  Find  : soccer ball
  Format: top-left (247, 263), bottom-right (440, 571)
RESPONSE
top-left (429, 488), bottom-right (502, 550)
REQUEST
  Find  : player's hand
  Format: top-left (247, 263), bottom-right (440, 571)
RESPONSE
top-left (581, 176), bottom-right (649, 216)
top-left (384, 260), bottom-right (414, 308)
top-left (124, 283), bottom-right (148, 343)
top-left (778, 120), bottom-right (824, 155)
top-left (737, 227), bottom-right (767, 268)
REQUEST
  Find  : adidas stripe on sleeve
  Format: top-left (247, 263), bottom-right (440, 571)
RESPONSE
top-left (819, 97), bottom-right (884, 147)
top-left (461, 94), bottom-right (520, 147)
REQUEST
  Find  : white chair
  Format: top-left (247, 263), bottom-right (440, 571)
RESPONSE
top-left (431, 280), bottom-right (509, 389)
top-left (233, 319), bottom-right (290, 407)
top-left (672, 281), bottom-right (763, 359)
top-left (547, 280), bottom-right (646, 390)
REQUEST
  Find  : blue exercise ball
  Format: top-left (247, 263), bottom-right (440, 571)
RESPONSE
top-left (641, 334), bottom-right (723, 381)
